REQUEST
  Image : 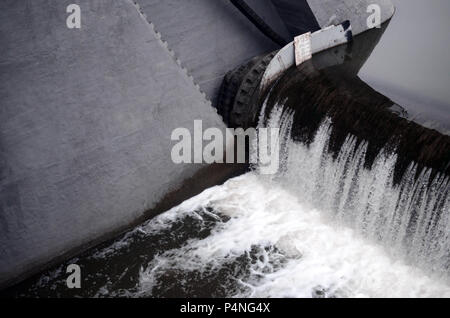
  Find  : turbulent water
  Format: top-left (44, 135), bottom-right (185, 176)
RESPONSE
top-left (136, 104), bottom-right (450, 298)
top-left (264, 104), bottom-right (450, 277)
top-left (132, 176), bottom-right (450, 298)
top-left (11, 103), bottom-right (449, 298)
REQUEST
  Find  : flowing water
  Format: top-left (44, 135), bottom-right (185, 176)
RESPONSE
top-left (136, 101), bottom-right (450, 298)
top-left (4, 0), bottom-right (450, 297)
top-left (8, 100), bottom-right (449, 298)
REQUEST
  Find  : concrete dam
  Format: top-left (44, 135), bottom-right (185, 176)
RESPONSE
top-left (1, 0), bottom-right (449, 297)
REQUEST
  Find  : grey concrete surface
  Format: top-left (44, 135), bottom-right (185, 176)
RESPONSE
top-left (136, 0), bottom-right (283, 106)
top-left (271, 0), bottom-right (321, 36)
top-left (246, 0), bottom-right (291, 42)
top-left (0, 0), bottom-right (229, 287)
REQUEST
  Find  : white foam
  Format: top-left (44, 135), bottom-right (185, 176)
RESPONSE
top-left (136, 108), bottom-right (449, 298)
top-left (137, 173), bottom-right (450, 298)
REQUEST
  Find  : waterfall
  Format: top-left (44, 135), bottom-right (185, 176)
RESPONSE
top-left (260, 103), bottom-right (450, 277)
top-left (8, 98), bottom-right (449, 298)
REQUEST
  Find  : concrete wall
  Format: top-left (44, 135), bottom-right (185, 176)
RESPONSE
top-left (271, 0), bottom-right (321, 36)
top-left (0, 0), bottom-right (275, 287)
top-left (135, 0), bottom-right (284, 106)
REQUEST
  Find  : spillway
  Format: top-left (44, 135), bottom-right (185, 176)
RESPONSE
top-left (2, 0), bottom-right (448, 299)
top-left (6, 115), bottom-right (449, 296)
top-left (4, 24), bottom-right (449, 297)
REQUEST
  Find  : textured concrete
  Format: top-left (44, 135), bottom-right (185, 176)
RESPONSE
top-left (136, 0), bottom-right (284, 106)
top-left (271, 0), bottom-right (321, 36)
top-left (0, 0), bottom-right (230, 287)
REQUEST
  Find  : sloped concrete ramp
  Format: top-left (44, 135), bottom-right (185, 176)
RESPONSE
top-left (136, 0), bottom-right (285, 105)
top-left (0, 0), bottom-right (233, 287)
